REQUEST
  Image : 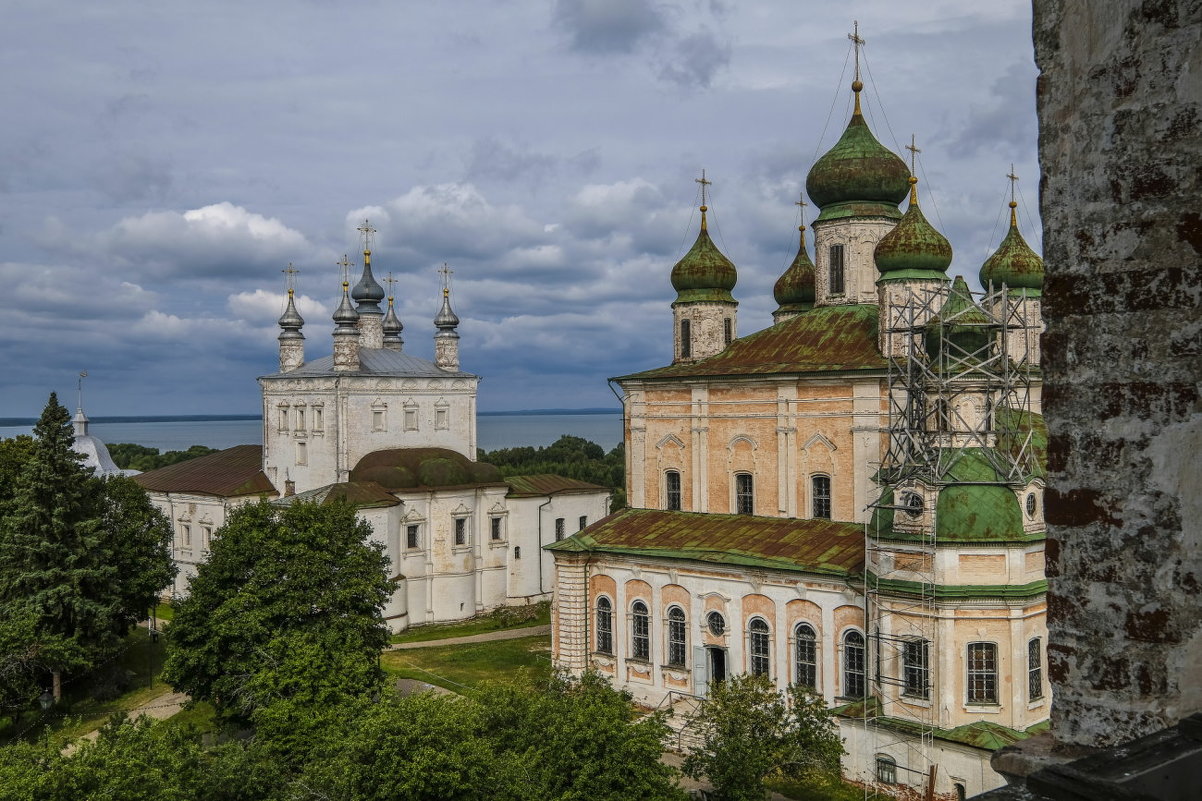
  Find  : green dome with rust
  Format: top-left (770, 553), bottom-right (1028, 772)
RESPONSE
top-left (773, 226), bottom-right (816, 313)
top-left (805, 89), bottom-right (909, 222)
top-left (875, 180), bottom-right (953, 279)
top-left (925, 276), bottom-right (993, 362)
top-left (980, 204), bottom-right (1044, 294)
top-left (671, 211), bottom-right (738, 304)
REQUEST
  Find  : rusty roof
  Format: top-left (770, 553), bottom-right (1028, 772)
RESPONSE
top-left (134, 445), bottom-right (276, 498)
top-left (505, 474), bottom-right (611, 498)
top-left (547, 507), bottom-right (864, 577)
top-left (616, 304), bottom-right (886, 382)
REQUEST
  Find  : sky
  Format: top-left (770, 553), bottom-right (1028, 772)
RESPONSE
top-left (0, 0), bottom-right (1041, 416)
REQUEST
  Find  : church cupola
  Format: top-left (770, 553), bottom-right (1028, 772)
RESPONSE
top-left (277, 264), bottom-right (305, 373)
top-left (382, 271), bottom-right (404, 352)
top-left (772, 200), bottom-right (816, 323)
top-left (670, 171), bottom-right (738, 364)
top-left (351, 220), bottom-right (386, 350)
top-left (924, 276), bottom-right (993, 366)
top-left (433, 264), bottom-right (460, 371)
top-left (332, 264), bottom-right (361, 372)
top-left (805, 25), bottom-right (910, 307)
top-left (980, 168), bottom-right (1044, 365)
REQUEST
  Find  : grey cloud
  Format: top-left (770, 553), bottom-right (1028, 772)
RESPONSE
top-left (656, 27), bottom-right (733, 89)
top-left (553, 0), bottom-right (666, 53)
top-left (946, 62), bottom-right (1039, 158)
top-left (467, 138), bottom-right (559, 185)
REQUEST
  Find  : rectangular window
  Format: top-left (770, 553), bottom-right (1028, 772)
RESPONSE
top-left (435, 407), bottom-right (449, 430)
top-left (680, 319), bottom-right (691, 358)
top-left (277, 407), bottom-right (289, 432)
top-left (295, 407), bottom-right (305, 431)
top-left (829, 244), bottom-right (845, 295)
top-left (665, 471), bottom-right (682, 511)
top-left (181, 524), bottom-right (191, 548)
top-left (667, 609), bottom-right (687, 667)
top-left (723, 317), bottom-right (732, 346)
top-left (454, 517), bottom-right (467, 547)
top-left (812, 475), bottom-right (832, 519)
top-left (1028, 638), bottom-right (1044, 701)
top-left (372, 408), bottom-right (386, 432)
top-left (844, 632), bottom-right (866, 698)
top-left (491, 517), bottom-right (502, 541)
top-left (903, 639), bottom-right (930, 699)
top-left (578, 515), bottom-right (587, 531)
top-left (555, 518), bottom-right (565, 541)
top-left (967, 642), bottom-right (998, 704)
top-left (201, 526), bottom-right (212, 551)
top-left (406, 524), bottom-right (419, 550)
top-left (312, 406), bottom-right (324, 431)
top-left (736, 473), bottom-right (754, 515)
top-left (795, 625), bottom-right (817, 689)
top-left (631, 603), bottom-right (650, 661)
top-left (296, 440), bottom-right (307, 465)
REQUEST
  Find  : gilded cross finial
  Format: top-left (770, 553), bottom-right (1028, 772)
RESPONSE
top-left (695, 169), bottom-right (712, 208)
top-left (438, 263), bottom-right (453, 297)
top-left (794, 193), bottom-right (808, 230)
top-left (1007, 164), bottom-right (1020, 225)
top-left (848, 21), bottom-right (865, 83)
top-left (384, 271), bottom-right (398, 299)
top-left (357, 219), bottom-right (376, 253)
top-left (283, 263), bottom-right (299, 294)
top-left (905, 135), bottom-right (922, 204)
top-left (337, 254), bottom-right (352, 288)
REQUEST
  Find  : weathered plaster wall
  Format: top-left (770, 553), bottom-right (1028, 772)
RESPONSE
top-left (1034, 0), bottom-right (1202, 746)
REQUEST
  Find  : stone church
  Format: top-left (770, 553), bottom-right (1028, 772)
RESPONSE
top-left (548, 65), bottom-right (1047, 799)
top-left (136, 235), bottom-right (610, 631)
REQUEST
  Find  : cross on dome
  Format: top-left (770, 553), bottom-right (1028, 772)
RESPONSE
top-left (357, 219), bottom-right (376, 253)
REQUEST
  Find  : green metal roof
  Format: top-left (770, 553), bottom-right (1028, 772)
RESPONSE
top-left (980, 208), bottom-right (1044, 293)
top-left (773, 228), bottom-right (816, 313)
top-left (805, 105), bottom-right (909, 223)
top-left (670, 221), bottom-right (738, 304)
top-left (617, 304), bottom-right (886, 382)
top-left (546, 507), bottom-right (864, 578)
top-left (835, 699), bottom-right (1046, 752)
top-left (874, 190), bottom-right (952, 276)
top-left (505, 474), bottom-right (611, 498)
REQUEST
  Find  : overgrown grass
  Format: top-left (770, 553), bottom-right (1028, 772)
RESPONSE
top-left (389, 602), bottom-right (550, 645)
top-left (157, 700), bottom-right (217, 734)
top-left (152, 603), bottom-right (174, 623)
top-left (381, 634), bottom-right (552, 693)
top-left (766, 774), bottom-right (873, 801)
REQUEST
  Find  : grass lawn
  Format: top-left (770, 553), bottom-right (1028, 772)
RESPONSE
top-left (381, 634), bottom-right (552, 693)
top-left (389, 603), bottom-right (550, 645)
top-left (766, 775), bottom-right (873, 801)
top-left (0, 626), bottom-right (173, 746)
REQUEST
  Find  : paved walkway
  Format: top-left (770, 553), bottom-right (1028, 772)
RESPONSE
top-left (63, 691), bottom-right (189, 754)
top-left (386, 623), bottom-right (551, 650)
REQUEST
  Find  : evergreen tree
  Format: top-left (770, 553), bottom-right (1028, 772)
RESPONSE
top-left (95, 476), bottom-right (175, 633)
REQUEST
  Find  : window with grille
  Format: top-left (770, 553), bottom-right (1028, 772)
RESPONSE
top-left (578, 515), bottom-right (587, 531)
top-left (406, 524), bottom-right (419, 550)
top-left (902, 639), bottom-right (930, 699)
top-left (844, 630), bottom-right (866, 698)
top-left (812, 475), bottom-right (832, 519)
top-left (967, 642), bottom-right (998, 704)
top-left (667, 607), bottom-right (687, 667)
top-left (1028, 638), bottom-right (1043, 701)
top-left (829, 244), bottom-right (845, 295)
top-left (876, 755), bottom-right (897, 785)
top-left (680, 319), bottom-right (691, 358)
top-left (596, 597), bottom-right (613, 654)
top-left (749, 618), bottom-right (771, 676)
top-left (490, 517), bottom-right (502, 541)
top-left (454, 517), bottom-right (467, 546)
top-left (735, 473), bottom-right (754, 515)
top-left (555, 518), bottom-right (565, 541)
top-left (795, 623), bottom-right (817, 689)
top-left (724, 317), bottom-right (733, 345)
top-left (665, 471), bottom-right (682, 510)
top-left (631, 601), bottom-right (650, 661)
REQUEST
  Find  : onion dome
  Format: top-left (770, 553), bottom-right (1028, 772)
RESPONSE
top-left (352, 253), bottom-right (385, 313)
top-left (805, 81), bottom-right (910, 223)
top-left (980, 202), bottom-right (1044, 294)
top-left (434, 287), bottom-right (459, 333)
top-left (875, 177), bottom-right (953, 280)
top-left (773, 224), bottom-right (816, 313)
top-left (670, 206), bottom-right (738, 304)
top-left (278, 289), bottom-right (305, 338)
top-left (382, 297), bottom-right (403, 339)
top-left (333, 282), bottom-right (359, 330)
top-left (925, 276), bottom-right (993, 362)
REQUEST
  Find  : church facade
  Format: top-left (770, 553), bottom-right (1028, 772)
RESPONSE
top-left (136, 239), bottom-right (610, 631)
top-left (549, 69), bottom-right (1047, 799)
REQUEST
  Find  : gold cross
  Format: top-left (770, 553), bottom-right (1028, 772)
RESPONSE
top-left (357, 219), bottom-right (376, 252)
top-left (795, 193), bottom-right (807, 225)
top-left (695, 169), bottom-right (712, 207)
top-left (438, 263), bottom-right (453, 294)
top-left (848, 20), bottom-right (865, 81)
top-left (282, 263), bottom-right (299, 292)
top-left (905, 134), bottom-right (922, 176)
top-left (337, 254), bottom-right (352, 286)
top-left (1007, 164), bottom-right (1019, 204)
top-left (384, 271), bottom-right (398, 298)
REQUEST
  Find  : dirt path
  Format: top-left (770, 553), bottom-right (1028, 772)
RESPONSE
top-left (386, 623), bottom-right (551, 650)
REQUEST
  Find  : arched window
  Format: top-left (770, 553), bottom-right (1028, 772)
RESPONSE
top-left (513, 546), bottom-right (521, 559)
top-left (812, 475), bottom-right (832, 519)
top-left (735, 473), bottom-right (754, 515)
top-left (876, 755), bottom-right (897, 785)
top-left (667, 607), bottom-right (687, 667)
top-left (843, 630), bottom-right (865, 698)
top-left (966, 642), bottom-right (998, 704)
top-left (665, 470), bottom-right (682, 511)
top-left (631, 601), bottom-right (650, 661)
top-left (828, 244), bottom-right (845, 295)
top-left (1028, 638), bottom-right (1044, 701)
top-left (749, 618), bottom-right (771, 676)
top-left (794, 623), bottom-right (817, 689)
top-left (680, 319), bottom-right (692, 358)
top-left (595, 597), bottom-right (613, 655)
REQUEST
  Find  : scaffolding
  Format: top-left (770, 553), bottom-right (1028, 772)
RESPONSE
top-left (862, 280), bottom-right (1041, 798)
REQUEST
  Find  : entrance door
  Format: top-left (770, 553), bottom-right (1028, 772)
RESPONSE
top-left (708, 647), bottom-right (727, 684)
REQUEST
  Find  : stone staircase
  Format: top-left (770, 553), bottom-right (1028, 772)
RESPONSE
top-left (654, 692), bottom-right (707, 754)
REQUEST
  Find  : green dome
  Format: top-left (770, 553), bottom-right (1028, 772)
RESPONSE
top-left (773, 226), bottom-right (816, 312)
top-left (671, 211), bottom-right (738, 304)
top-left (980, 205), bottom-right (1044, 294)
top-left (350, 447), bottom-right (502, 490)
top-left (805, 91), bottom-right (909, 222)
top-left (875, 182), bottom-right (953, 278)
top-left (925, 276), bottom-right (993, 362)
top-left (936, 484), bottom-right (1025, 541)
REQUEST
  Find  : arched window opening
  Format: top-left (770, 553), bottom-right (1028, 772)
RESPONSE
top-left (665, 470), bottom-right (682, 511)
top-left (876, 755), bottom-right (897, 785)
top-left (595, 597), bottom-right (613, 655)
top-left (631, 601), bottom-right (650, 661)
top-left (680, 319), bottom-right (692, 358)
top-left (794, 623), bottom-right (817, 689)
top-left (667, 607), bottom-right (687, 667)
top-left (843, 630), bottom-right (866, 698)
top-left (749, 618), bottom-right (770, 677)
top-left (735, 473), bottom-right (754, 515)
top-left (812, 475), bottom-right (832, 519)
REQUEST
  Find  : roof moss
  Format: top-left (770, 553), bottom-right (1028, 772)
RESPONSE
top-left (670, 225), bottom-right (738, 304)
top-left (350, 448), bottom-right (503, 490)
top-left (805, 111), bottom-right (909, 223)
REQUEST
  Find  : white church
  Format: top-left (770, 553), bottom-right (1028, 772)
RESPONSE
top-left (135, 229), bottom-right (611, 631)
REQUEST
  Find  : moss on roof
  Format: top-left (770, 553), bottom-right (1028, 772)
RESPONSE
top-left (773, 229), bottom-right (816, 313)
top-left (805, 109), bottom-right (909, 223)
top-left (350, 448), bottom-right (504, 490)
top-left (134, 445), bottom-right (275, 498)
top-left (272, 480), bottom-right (400, 509)
top-left (874, 192), bottom-right (952, 277)
top-left (670, 224), bottom-right (738, 304)
top-left (617, 304), bottom-right (886, 382)
top-left (980, 209), bottom-right (1044, 294)
top-left (546, 507), bottom-right (864, 577)
top-left (505, 474), bottom-right (611, 498)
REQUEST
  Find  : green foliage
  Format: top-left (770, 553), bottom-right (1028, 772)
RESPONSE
top-left (96, 476), bottom-right (176, 633)
top-left (162, 499), bottom-right (393, 720)
top-left (479, 435), bottom-right (625, 512)
top-left (107, 443), bottom-right (219, 472)
top-left (0, 603), bottom-right (87, 720)
top-left (683, 675), bottom-right (844, 801)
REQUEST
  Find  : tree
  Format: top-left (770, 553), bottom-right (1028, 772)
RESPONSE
top-left (162, 499), bottom-right (394, 720)
top-left (95, 476), bottom-right (175, 631)
top-left (682, 675), bottom-right (844, 801)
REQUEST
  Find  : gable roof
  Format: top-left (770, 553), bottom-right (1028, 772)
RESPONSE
top-left (616, 304), bottom-right (886, 382)
top-left (505, 474), bottom-right (611, 498)
top-left (547, 507), bottom-right (864, 578)
top-left (133, 445), bottom-right (276, 498)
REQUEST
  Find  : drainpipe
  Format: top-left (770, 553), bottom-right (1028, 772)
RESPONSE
top-left (537, 496), bottom-right (553, 595)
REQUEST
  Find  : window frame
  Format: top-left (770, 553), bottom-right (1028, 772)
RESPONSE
top-left (829, 244), bottom-right (846, 296)
top-left (405, 523), bottom-right (421, 550)
top-left (876, 754), bottom-right (897, 785)
top-left (966, 641), bottom-right (999, 705)
top-left (453, 516), bottom-right (469, 547)
top-left (812, 474), bottom-right (832, 520)
top-left (595, 596), bottom-right (613, 655)
top-left (680, 319), bottom-right (691, 358)
top-left (295, 440), bottom-right (307, 466)
top-left (843, 629), bottom-right (866, 698)
top-left (735, 472), bottom-right (754, 515)
top-left (1028, 637), bottom-right (1044, 701)
top-left (630, 600), bottom-right (650, 662)
top-left (665, 470), bottom-right (682, 511)
top-left (794, 622), bottom-right (817, 689)
top-left (748, 617), bottom-right (771, 677)
top-left (902, 638), bottom-right (930, 700)
top-left (578, 515), bottom-right (588, 531)
top-left (490, 516), bottom-right (504, 542)
top-left (667, 606), bottom-right (687, 668)
top-left (723, 317), bottom-right (733, 346)
top-left (554, 517), bottom-right (565, 541)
